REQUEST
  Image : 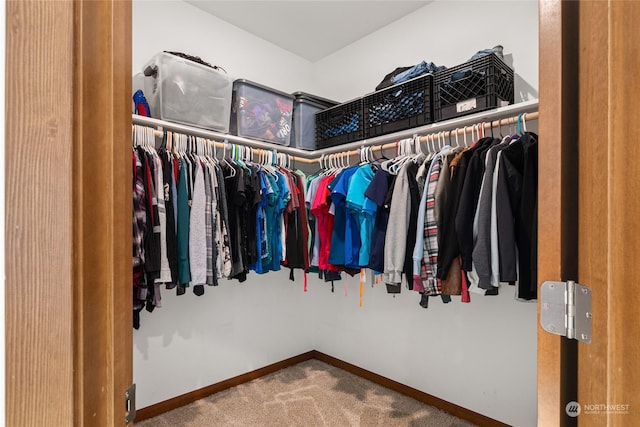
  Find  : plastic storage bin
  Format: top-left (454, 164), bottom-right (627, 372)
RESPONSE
top-left (230, 79), bottom-right (295, 146)
top-left (363, 73), bottom-right (433, 139)
top-left (434, 53), bottom-right (514, 121)
top-left (142, 52), bottom-right (233, 132)
top-left (315, 97), bottom-right (364, 149)
top-left (290, 92), bottom-right (338, 150)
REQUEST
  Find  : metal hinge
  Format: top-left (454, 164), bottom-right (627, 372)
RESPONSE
top-left (125, 383), bottom-right (136, 424)
top-left (540, 280), bottom-right (592, 343)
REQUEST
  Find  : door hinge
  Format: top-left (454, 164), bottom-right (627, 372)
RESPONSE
top-left (125, 383), bottom-right (136, 424)
top-left (540, 280), bottom-right (592, 343)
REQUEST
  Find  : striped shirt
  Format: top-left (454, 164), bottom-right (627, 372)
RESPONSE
top-left (422, 157), bottom-right (442, 295)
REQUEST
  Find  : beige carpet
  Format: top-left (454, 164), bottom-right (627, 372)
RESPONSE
top-left (136, 359), bottom-right (478, 427)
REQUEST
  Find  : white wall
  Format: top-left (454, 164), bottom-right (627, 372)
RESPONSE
top-left (310, 277), bottom-right (537, 427)
top-left (133, 1), bottom-right (538, 425)
top-left (309, 4), bottom-right (539, 425)
top-left (312, 1), bottom-right (539, 103)
top-left (132, 0), bottom-right (315, 94)
top-left (132, 0), bottom-right (317, 408)
top-left (133, 270), bottom-right (316, 407)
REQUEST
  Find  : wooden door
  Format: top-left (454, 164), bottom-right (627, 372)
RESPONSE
top-left (6, 1), bottom-right (132, 425)
top-left (538, 1), bottom-right (640, 425)
top-left (576, 0), bottom-right (640, 425)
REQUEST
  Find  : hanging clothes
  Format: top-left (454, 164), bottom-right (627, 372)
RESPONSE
top-left (131, 118), bottom-right (539, 328)
top-left (496, 132), bottom-right (539, 300)
top-left (365, 169), bottom-right (394, 274)
top-left (384, 160), bottom-right (417, 292)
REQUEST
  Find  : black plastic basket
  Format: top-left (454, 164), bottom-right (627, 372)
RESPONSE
top-left (364, 74), bottom-right (433, 138)
top-left (434, 53), bottom-right (514, 121)
top-left (315, 97), bottom-right (363, 149)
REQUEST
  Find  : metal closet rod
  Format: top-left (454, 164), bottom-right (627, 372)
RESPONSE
top-left (131, 99), bottom-right (539, 164)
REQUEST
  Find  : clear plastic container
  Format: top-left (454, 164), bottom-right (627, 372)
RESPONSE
top-left (142, 52), bottom-right (233, 132)
top-left (230, 79), bottom-right (295, 146)
top-left (291, 92), bottom-right (338, 150)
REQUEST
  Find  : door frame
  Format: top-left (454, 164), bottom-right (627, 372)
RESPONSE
top-left (13, 1), bottom-right (630, 426)
top-left (6, 1), bottom-right (132, 425)
top-left (538, 0), bottom-right (640, 425)
top-left (538, 1), bottom-right (579, 425)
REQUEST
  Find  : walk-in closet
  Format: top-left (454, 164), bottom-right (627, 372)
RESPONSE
top-left (6, 1), bottom-right (640, 426)
top-left (130, 2), bottom-right (538, 425)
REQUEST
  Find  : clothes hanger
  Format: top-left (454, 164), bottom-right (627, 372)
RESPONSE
top-left (423, 134), bottom-right (433, 161)
top-left (359, 146), bottom-right (368, 166)
top-left (261, 149), bottom-right (277, 176)
top-left (463, 126), bottom-right (468, 148)
top-left (381, 142), bottom-right (398, 173)
top-left (390, 138), bottom-right (414, 174)
top-left (132, 125), bottom-right (138, 148)
top-left (509, 117), bottom-right (517, 137)
top-left (516, 113), bottom-right (524, 135)
top-left (221, 141), bottom-right (236, 177)
top-left (163, 131), bottom-right (170, 153)
top-left (146, 127), bottom-right (155, 152)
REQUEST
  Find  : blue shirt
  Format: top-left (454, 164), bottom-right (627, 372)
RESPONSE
top-left (365, 169), bottom-right (394, 273)
top-left (328, 166), bottom-right (359, 266)
top-left (346, 164), bottom-right (376, 267)
top-left (269, 170), bottom-right (289, 271)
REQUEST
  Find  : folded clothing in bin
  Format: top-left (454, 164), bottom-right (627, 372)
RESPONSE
top-left (231, 79), bottom-right (294, 145)
top-left (364, 73), bottom-right (433, 139)
top-left (323, 113), bottom-right (360, 137)
top-left (376, 60), bottom-right (445, 91)
top-left (434, 49), bottom-right (513, 121)
top-left (315, 97), bottom-right (363, 149)
top-left (368, 90), bottom-right (426, 126)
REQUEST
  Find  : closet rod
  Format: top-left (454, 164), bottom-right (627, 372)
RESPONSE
top-left (131, 99), bottom-right (538, 163)
top-left (132, 114), bottom-right (317, 160)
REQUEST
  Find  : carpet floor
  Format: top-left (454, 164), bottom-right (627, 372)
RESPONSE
top-left (136, 359), bottom-right (478, 427)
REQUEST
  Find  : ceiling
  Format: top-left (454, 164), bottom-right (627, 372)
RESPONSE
top-left (185, 1), bottom-right (431, 62)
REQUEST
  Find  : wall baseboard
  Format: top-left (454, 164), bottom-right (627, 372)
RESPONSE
top-left (136, 350), bottom-right (509, 427)
top-left (311, 351), bottom-right (510, 427)
top-left (136, 351), bottom-right (316, 421)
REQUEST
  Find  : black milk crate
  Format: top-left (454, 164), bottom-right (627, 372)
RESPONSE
top-left (364, 73), bottom-right (433, 138)
top-left (434, 53), bottom-right (514, 122)
top-left (315, 97), bottom-right (363, 149)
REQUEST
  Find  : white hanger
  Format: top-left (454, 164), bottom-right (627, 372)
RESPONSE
top-left (221, 141), bottom-right (236, 176)
top-left (132, 125), bottom-right (137, 148)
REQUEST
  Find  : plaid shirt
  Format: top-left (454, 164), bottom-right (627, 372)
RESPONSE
top-left (133, 150), bottom-right (148, 309)
top-left (133, 150), bottom-right (147, 268)
top-left (421, 157), bottom-right (442, 295)
top-left (203, 159), bottom-right (215, 285)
